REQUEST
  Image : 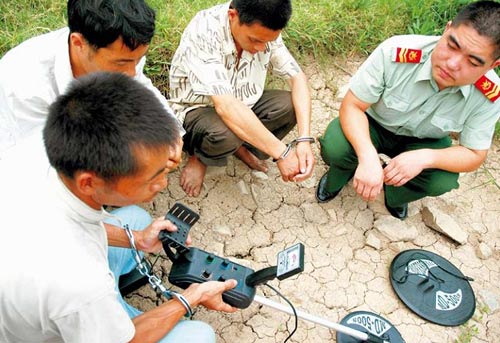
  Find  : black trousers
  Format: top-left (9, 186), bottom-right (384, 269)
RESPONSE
top-left (182, 90), bottom-right (296, 166)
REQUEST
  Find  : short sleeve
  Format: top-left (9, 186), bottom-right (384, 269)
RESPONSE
top-left (349, 40), bottom-right (389, 104)
top-left (460, 105), bottom-right (500, 150)
top-left (269, 36), bottom-right (301, 79)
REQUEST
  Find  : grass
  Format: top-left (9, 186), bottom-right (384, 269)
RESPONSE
top-left (0, 0), bottom-right (475, 82)
top-left (454, 301), bottom-right (490, 343)
top-left (1, 0), bottom-right (499, 137)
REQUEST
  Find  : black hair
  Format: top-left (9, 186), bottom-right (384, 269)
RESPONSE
top-left (43, 72), bottom-right (180, 180)
top-left (230, 0), bottom-right (292, 31)
top-left (452, 1), bottom-right (500, 59)
top-left (67, 0), bottom-right (155, 50)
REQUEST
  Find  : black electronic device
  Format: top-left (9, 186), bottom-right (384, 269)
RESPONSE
top-left (277, 243), bottom-right (305, 280)
top-left (168, 248), bottom-right (257, 308)
top-left (119, 259), bottom-right (152, 296)
top-left (159, 203), bottom-right (305, 309)
top-left (159, 202), bottom-right (199, 260)
top-left (120, 202), bottom-right (197, 297)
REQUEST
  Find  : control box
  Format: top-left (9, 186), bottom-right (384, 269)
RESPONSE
top-left (168, 247), bottom-right (257, 309)
top-left (159, 203), bottom-right (305, 310)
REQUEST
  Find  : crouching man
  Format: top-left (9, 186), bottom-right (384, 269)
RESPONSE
top-left (317, 1), bottom-right (500, 220)
top-left (0, 72), bottom-right (236, 343)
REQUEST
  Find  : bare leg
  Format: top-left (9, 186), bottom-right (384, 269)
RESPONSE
top-left (234, 146), bottom-right (268, 172)
top-left (180, 155), bottom-right (207, 197)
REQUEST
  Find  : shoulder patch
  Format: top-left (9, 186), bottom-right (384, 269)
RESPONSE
top-left (475, 75), bottom-right (500, 103)
top-left (392, 47), bottom-right (423, 63)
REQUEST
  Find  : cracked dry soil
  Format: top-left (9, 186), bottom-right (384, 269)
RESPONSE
top-left (128, 57), bottom-right (500, 343)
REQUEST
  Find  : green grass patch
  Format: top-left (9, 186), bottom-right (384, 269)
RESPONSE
top-left (0, 0), bottom-right (477, 81)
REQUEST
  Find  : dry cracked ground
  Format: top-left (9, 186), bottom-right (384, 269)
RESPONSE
top-left (128, 57), bottom-right (500, 343)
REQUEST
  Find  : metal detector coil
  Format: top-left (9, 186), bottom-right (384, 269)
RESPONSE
top-left (390, 249), bottom-right (475, 326)
top-left (337, 311), bottom-right (405, 343)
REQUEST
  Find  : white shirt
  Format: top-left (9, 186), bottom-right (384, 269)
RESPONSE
top-left (169, 2), bottom-right (302, 122)
top-left (0, 137), bottom-right (135, 343)
top-left (0, 27), bottom-right (181, 158)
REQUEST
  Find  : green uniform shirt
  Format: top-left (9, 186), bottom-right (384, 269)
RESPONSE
top-left (349, 35), bottom-right (500, 150)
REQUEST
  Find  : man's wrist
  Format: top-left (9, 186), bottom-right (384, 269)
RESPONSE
top-left (294, 136), bottom-right (315, 144)
top-left (182, 284), bottom-right (203, 308)
top-left (273, 136), bottom-right (315, 162)
top-left (131, 230), bottom-right (143, 251)
top-left (171, 292), bottom-right (193, 318)
top-left (273, 143), bottom-right (293, 162)
top-left (419, 148), bottom-right (435, 169)
top-left (358, 146), bottom-right (379, 163)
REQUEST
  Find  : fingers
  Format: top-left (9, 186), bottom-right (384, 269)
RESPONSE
top-left (193, 279), bottom-right (240, 312)
top-left (223, 279), bottom-right (238, 291)
top-left (383, 162), bottom-right (409, 187)
top-left (218, 302), bottom-right (239, 313)
top-left (279, 147), bottom-right (315, 182)
top-left (353, 175), bottom-right (382, 201)
top-left (152, 217), bottom-right (177, 233)
top-left (354, 181), bottom-right (381, 201)
top-left (215, 280), bottom-right (238, 312)
top-left (294, 158), bottom-right (315, 182)
top-left (383, 162), bottom-right (397, 184)
top-left (294, 145), bottom-right (315, 181)
top-left (277, 158), bottom-right (299, 182)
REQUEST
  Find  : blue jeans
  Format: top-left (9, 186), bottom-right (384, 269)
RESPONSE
top-left (106, 206), bottom-right (216, 343)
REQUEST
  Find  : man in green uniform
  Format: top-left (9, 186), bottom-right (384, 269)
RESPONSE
top-left (316, 1), bottom-right (500, 219)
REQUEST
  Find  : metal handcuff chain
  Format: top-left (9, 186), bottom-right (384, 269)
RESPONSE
top-left (273, 136), bottom-right (315, 162)
top-left (124, 225), bottom-right (193, 318)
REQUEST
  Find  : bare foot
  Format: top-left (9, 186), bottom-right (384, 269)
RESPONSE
top-left (234, 146), bottom-right (268, 172)
top-left (180, 155), bottom-right (207, 197)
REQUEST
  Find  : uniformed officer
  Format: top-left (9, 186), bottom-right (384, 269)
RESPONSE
top-left (316, 0), bottom-right (500, 219)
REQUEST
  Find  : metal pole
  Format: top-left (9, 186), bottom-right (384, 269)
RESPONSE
top-left (253, 295), bottom-right (388, 343)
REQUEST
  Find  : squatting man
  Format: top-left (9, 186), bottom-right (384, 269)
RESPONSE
top-left (0, 73), bottom-right (237, 343)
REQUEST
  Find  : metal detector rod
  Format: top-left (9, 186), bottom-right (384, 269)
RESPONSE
top-left (254, 295), bottom-right (389, 343)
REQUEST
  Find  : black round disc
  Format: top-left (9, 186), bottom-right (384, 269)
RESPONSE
top-left (337, 311), bottom-right (405, 343)
top-left (390, 249), bottom-right (475, 326)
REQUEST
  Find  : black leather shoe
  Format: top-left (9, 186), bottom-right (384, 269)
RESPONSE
top-left (316, 172), bottom-right (342, 203)
top-left (384, 188), bottom-right (408, 220)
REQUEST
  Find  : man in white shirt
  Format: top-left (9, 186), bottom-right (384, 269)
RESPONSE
top-left (0, 0), bottom-right (184, 256)
top-left (169, 0), bottom-right (315, 197)
top-left (0, 72), bottom-right (237, 343)
top-left (0, 0), bottom-right (179, 158)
